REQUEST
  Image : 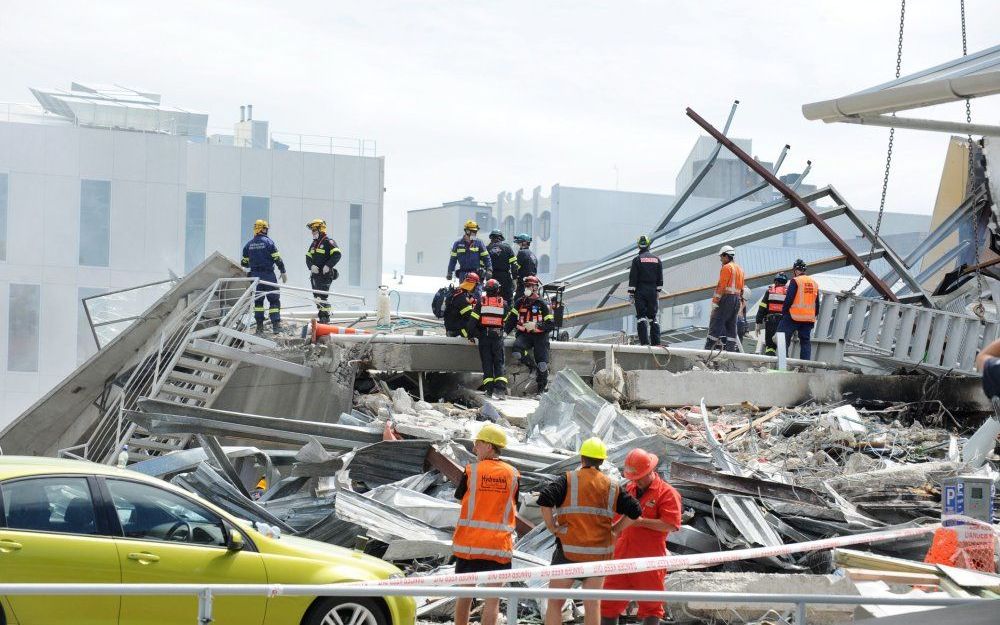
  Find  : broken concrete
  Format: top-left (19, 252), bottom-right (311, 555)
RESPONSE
top-left (625, 369), bottom-right (992, 410)
top-left (666, 571), bottom-right (861, 624)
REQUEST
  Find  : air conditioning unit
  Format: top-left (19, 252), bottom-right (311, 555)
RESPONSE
top-left (678, 303), bottom-right (698, 318)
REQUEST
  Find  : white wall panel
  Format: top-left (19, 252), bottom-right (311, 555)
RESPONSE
top-left (186, 142), bottom-right (208, 190)
top-left (43, 125), bottom-right (79, 177)
top-left (109, 180), bottom-right (146, 269)
top-left (78, 128), bottom-right (114, 179)
top-left (43, 175), bottom-right (80, 269)
top-left (146, 135), bottom-right (183, 184)
top-left (7, 123), bottom-right (46, 174)
top-left (113, 131), bottom-right (147, 181)
top-left (302, 153), bottom-right (334, 200)
top-left (7, 173), bottom-right (45, 266)
top-left (205, 192), bottom-right (240, 263)
top-left (240, 148), bottom-right (271, 197)
top-left (208, 146), bottom-right (240, 194)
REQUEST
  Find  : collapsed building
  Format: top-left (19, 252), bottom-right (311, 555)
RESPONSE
top-left (2, 45), bottom-right (1000, 625)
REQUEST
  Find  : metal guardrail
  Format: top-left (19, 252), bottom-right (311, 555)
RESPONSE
top-left (812, 290), bottom-right (998, 375)
top-left (0, 583), bottom-right (986, 625)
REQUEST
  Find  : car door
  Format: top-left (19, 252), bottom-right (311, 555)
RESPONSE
top-left (103, 478), bottom-right (267, 625)
top-left (0, 475), bottom-right (121, 625)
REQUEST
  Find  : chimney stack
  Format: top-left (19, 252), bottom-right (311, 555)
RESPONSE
top-left (247, 104), bottom-right (253, 121)
top-left (240, 105), bottom-right (245, 122)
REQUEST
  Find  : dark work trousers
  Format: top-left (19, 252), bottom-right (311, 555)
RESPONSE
top-left (495, 274), bottom-right (514, 303)
top-left (477, 329), bottom-right (506, 393)
top-left (778, 317), bottom-right (814, 361)
top-left (705, 294), bottom-right (740, 351)
top-left (512, 332), bottom-right (550, 391)
top-left (252, 271), bottom-right (280, 325)
top-left (310, 273), bottom-right (334, 322)
top-left (763, 313), bottom-right (782, 355)
top-left (633, 287), bottom-right (660, 346)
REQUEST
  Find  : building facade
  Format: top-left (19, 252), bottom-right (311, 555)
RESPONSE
top-left (0, 84), bottom-right (383, 425)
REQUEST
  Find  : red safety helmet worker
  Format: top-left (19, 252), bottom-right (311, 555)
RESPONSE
top-left (600, 449), bottom-right (683, 625)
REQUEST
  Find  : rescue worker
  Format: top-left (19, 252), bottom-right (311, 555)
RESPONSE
top-left (447, 220), bottom-right (492, 283)
top-left (513, 233), bottom-right (537, 301)
top-left (505, 275), bottom-right (554, 393)
top-left (444, 273), bottom-right (480, 338)
top-left (252, 477), bottom-right (267, 501)
top-left (241, 219), bottom-right (287, 334)
top-left (538, 438), bottom-right (641, 625)
top-left (452, 423), bottom-right (520, 625)
top-left (737, 285), bottom-right (752, 346)
top-left (468, 279), bottom-right (511, 399)
top-left (778, 259), bottom-right (819, 361)
top-left (600, 449), bottom-right (683, 625)
top-left (755, 272), bottom-right (789, 355)
top-left (705, 245), bottom-right (744, 352)
top-left (628, 235), bottom-right (663, 346)
top-left (304, 218), bottom-right (341, 323)
top-left (487, 229), bottom-right (519, 302)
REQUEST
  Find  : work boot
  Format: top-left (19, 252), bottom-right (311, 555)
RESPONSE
top-left (650, 321), bottom-right (661, 346)
top-left (255, 320), bottom-right (265, 335)
top-left (318, 312), bottom-right (330, 324)
top-left (272, 320), bottom-right (282, 334)
top-left (493, 385), bottom-right (507, 400)
top-left (482, 382), bottom-right (494, 397)
top-left (637, 319), bottom-right (649, 345)
top-left (536, 375), bottom-right (548, 394)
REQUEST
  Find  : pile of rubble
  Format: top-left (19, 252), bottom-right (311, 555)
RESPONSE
top-left (127, 368), bottom-right (1000, 623)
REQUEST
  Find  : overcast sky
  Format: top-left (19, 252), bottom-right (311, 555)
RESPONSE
top-left (2, 1), bottom-right (998, 272)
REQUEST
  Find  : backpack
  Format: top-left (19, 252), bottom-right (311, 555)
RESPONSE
top-left (432, 286), bottom-right (452, 319)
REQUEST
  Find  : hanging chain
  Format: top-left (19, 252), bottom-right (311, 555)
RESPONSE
top-left (849, 0), bottom-right (905, 294)
top-left (961, 0), bottom-right (986, 318)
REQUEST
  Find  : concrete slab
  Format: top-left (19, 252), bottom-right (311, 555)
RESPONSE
top-left (625, 369), bottom-right (991, 410)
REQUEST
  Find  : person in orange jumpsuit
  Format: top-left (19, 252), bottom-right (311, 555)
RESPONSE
top-left (600, 449), bottom-right (683, 625)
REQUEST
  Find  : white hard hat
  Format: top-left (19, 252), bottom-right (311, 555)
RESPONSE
top-left (718, 245), bottom-right (736, 257)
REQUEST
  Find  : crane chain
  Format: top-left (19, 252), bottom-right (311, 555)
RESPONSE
top-left (848, 0), bottom-right (905, 295)
top-left (961, 0), bottom-right (986, 319)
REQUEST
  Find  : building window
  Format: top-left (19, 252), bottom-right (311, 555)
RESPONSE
top-left (539, 210), bottom-right (551, 241)
top-left (503, 216), bottom-right (515, 241)
top-left (184, 192), bottom-right (206, 273)
top-left (520, 213), bottom-right (533, 237)
top-left (349, 203), bottom-right (362, 286)
top-left (0, 173), bottom-right (7, 261)
top-left (80, 180), bottom-right (111, 267)
top-left (240, 196), bottom-right (269, 241)
top-left (8, 283), bottom-right (40, 372)
top-left (782, 231), bottom-right (797, 247)
top-left (539, 254), bottom-right (550, 274)
top-left (416, 251), bottom-right (424, 264)
top-left (77, 287), bottom-right (105, 364)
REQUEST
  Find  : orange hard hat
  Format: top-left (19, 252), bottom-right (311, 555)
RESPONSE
top-left (623, 448), bottom-right (658, 480)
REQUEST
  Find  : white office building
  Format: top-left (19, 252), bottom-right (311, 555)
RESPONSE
top-left (0, 83), bottom-right (384, 425)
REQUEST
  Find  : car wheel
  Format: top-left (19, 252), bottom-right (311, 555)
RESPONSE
top-left (304, 597), bottom-right (387, 625)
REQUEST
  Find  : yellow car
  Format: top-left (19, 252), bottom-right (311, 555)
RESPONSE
top-left (0, 456), bottom-right (416, 625)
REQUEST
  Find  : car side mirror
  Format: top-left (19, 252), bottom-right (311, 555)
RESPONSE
top-left (227, 529), bottom-right (244, 552)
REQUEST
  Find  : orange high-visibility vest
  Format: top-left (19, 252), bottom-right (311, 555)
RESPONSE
top-left (479, 295), bottom-right (506, 328)
top-left (557, 468), bottom-right (619, 562)
top-left (713, 262), bottom-right (745, 302)
top-left (789, 275), bottom-right (819, 322)
top-left (766, 285), bottom-right (787, 313)
top-left (452, 459), bottom-right (519, 563)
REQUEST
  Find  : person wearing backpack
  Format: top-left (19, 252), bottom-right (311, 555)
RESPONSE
top-left (444, 273), bottom-right (480, 338)
top-left (466, 279), bottom-right (511, 399)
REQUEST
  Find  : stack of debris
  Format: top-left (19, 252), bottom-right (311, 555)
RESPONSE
top-left (122, 367), bottom-right (998, 623)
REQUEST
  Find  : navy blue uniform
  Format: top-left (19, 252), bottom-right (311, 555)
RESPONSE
top-left (306, 235), bottom-right (342, 322)
top-left (488, 240), bottom-right (519, 302)
top-left (447, 237), bottom-right (492, 281)
top-left (504, 295), bottom-right (554, 392)
top-left (628, 250), bottom-right (663, 346)
top-left (466, 295), bottom-right (511, 395)
top-left (241, 234), bottom-right (286, 326)
top-left (514, 248), bottom-right (538, 301)
top-left (444, 288), bottom-right (477, 338)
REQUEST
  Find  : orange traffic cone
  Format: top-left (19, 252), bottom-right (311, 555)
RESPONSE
top-left (311, 319), bottom-right (370, 342)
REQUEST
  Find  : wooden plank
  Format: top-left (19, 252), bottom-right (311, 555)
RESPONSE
top-left (844, 568), bottom-right (940, 585)
top-left (834, 548), bottom-right (938, 574)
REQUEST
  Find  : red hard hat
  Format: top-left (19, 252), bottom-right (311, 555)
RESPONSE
top-left (623, 448), bottom-right (658, 480)
top-left (463, 273), bottom-right (481, 284)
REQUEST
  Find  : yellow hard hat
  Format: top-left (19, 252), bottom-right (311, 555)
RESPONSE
top-left (253, 219), bottom-right (269, 235)
top-left (580, 437), bottom-right (608, 460)
top-left (255, 478), bottom-right (267, 490)
top-left (307, 218), bottom-right (327, 233)
top-left (464, 219), bottom-right (480, 232)
top-left (476, 423), bottom-right (508, 448)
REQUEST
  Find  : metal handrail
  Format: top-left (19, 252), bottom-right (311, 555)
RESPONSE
top-left (0, 583), bottom-right (986, 625)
